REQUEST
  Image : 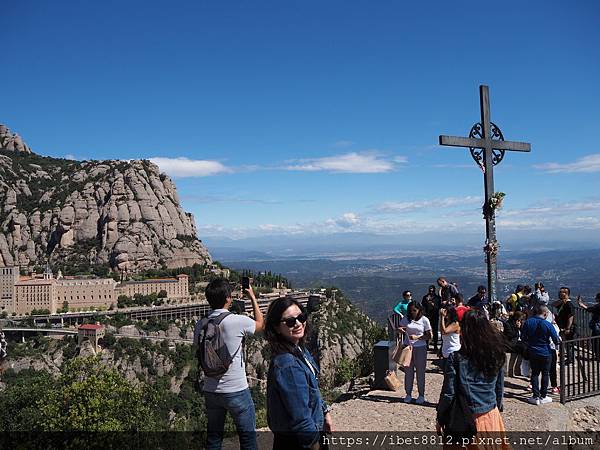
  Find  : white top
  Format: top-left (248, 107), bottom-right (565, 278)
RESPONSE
top-left (399, 316), bottom-right (432, 348)
top-left (545, 310), bottom-right (560, 351)
top-left (199, 309), bottom-right (256, 393)
top-left (441, 331), bottom-right (461, 358)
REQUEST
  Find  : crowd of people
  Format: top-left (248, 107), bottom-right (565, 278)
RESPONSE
top-left (194, 276), bottom-right (600, 449)
top-left (391, 277), bottom-right (600, 439)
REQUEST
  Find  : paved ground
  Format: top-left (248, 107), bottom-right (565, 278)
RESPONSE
top-left (329, 351), bottom-right (595, 432)
top-left (222, 351), bottom-right (599, 448)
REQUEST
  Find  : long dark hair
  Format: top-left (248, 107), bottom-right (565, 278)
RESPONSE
top-left (265, 297), bottom-right (310, 356)
top-left (459, 309), bottom-right (506, 377)
top-left (444, 306), bottom-right (459, 326)
top-left (407, 301), bottom-right (424, 321)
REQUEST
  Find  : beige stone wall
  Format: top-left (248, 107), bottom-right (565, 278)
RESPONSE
top-left (10, 273), bottom-right (189, 315)
top-left (14, 280), bottom-right (56, 315)
top-left (115, 274), bottom-right (188, 299)
top-left (55, 278), bottom-right (117, 311)
top-left (0, 266), bottom-right (19, 313)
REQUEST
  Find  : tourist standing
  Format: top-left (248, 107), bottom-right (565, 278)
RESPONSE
top-left (577, 292), bottom-right (600, 360)
top-left (436, 310), bottom-right (508, 443)
top-left (195, 279), bottom-right (264, 450)
top-left (545, 309), bottom-right (561, 394)
top-left (422, 285), bottom-right (441, 352)
top-left (265, 297), bottom-right (333, 449)
top-left (393, 290), bottom-right (412, 318)
top-left (489, 302), bottom-right (506, 333)
top-left (532, 282), bottom-right (549, 306)
top-left (507, 285), bottom-right (525, 313)
top-left (399, 301), bottom-right (432, 404)
top-left (438, 278), bottom-right (459, 310)
top-left (503, 311), bottom-right (525, 378)
top-left (467, 285), bottom-right (488, 310)
top-left (553, 287), bottom-right (576, 364)
top-left (521, 305), bottom-right (560, 405)
top-left (439, 307), bottom-right (461, 368)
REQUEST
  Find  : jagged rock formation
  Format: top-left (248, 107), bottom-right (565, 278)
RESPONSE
top-left (0, 124), bottom-right (31, 154)
top-left (0, 124), bottom-right (212, 271)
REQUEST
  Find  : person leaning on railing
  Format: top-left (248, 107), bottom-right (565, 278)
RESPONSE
top-left (577, 292), bottom-right (600, 360)
top-left (552, 287), bottom-right (576, 365)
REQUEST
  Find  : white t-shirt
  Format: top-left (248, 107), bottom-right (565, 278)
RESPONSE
top-left (441, 331), bottom-right (461, 358)
top-left (197, 309), bottom-right (256, 393)
top-left (399, 316), bottom-right (432, 348)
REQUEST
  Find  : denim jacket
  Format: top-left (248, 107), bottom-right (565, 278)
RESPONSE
top-left (437, 352), bottom-right (504, 423)
top-left (267, 348), bottom-right (328, 448)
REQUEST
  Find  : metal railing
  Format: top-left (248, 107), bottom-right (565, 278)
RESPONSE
top-left (550, 304), bottom-right (592, 338)
top-left (559, 335), bottom-right (600, 403)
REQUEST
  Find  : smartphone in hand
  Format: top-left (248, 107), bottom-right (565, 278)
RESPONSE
top-left (242, 276), bottom-right (250, 290)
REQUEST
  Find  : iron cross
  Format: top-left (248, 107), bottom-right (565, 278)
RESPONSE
top-left (438, 85), bottom-right (531, 304)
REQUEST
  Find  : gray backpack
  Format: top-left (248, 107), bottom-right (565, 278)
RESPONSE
top-left (195, 312), bottom-right (240, 378)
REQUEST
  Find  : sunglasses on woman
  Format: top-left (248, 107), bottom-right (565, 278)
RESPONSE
top-left (280, 313), bottom-right (308, 328)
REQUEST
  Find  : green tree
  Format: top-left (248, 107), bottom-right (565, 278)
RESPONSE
top-left (37, 356), bottom-right (160, 431)
top-left (0, 369), bottom-right (56, 430)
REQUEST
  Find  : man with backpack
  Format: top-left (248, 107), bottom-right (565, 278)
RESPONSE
top-left (194, 278), bottom-right (264, 450)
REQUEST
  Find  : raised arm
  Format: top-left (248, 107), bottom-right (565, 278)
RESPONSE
top-left (244, 287), bottom-right (264, 332)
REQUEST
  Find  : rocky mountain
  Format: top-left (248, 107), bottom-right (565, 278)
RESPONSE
top-left (0, 124), bottom-right (212, 271)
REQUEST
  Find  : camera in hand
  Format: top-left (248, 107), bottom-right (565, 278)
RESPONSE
top-left (242, 276), bottom-right (250, 289)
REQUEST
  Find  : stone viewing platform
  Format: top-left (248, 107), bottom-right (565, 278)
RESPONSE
top-left (328, 353), bottom-right (598, 433)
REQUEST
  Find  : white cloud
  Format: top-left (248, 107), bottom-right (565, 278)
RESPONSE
top-left (65, 154), bottom-right (77, 161)
top-left (499, 200), bottom-right (600, 217)
top-left (327, 212), bottom-right (361, 229)
top-left (284, 151), bottom-right (404, 174)
top-left (534, 154), bottom-right (600, 173)
top-left (497, 216), bottom-right (600, 230)
top-left (374, 196), bottom-right (481, 213)
top-left (150, 157), bottom-right (232, 178)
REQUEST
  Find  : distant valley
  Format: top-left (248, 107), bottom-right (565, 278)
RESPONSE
top-left (211, 246), bottom-right (600, 323)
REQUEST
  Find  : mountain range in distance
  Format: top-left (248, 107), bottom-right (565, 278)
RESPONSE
top-left (208, 238), bottom-right (600, 323)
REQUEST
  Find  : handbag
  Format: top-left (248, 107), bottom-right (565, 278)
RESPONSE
top-left (391, 335), bottom-right (404, 364)
top-left (397, 345), bottom-right (413, 371)
top-left (383, 370), bottom-right (402, 391)
top-left (440, 355), bottom-right (477, 444)
top-left (391, 331), bottom-right (413, 370)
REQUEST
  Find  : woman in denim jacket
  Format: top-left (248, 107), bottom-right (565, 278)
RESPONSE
top-left (266, 297), bottom-right (334, 449)
top-left (436, 309), bottom-right (509, 443)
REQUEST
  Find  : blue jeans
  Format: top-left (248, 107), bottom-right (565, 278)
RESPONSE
top-left (204, 388), bottom-right (257, 450)
top-left (529, 354), bottom-right (551, 399)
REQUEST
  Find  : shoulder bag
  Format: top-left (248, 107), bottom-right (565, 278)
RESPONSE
top-left (441, 355), bottom-right (477, 444)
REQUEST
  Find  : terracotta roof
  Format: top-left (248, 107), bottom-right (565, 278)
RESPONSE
top-left (78, 324), bottom-right (104, 330)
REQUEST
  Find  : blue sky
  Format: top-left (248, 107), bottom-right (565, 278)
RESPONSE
top-left (2, 0), bottom-right (599, 245)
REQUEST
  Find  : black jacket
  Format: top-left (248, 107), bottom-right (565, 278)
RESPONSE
top-left (503, 320), bottom-right (522, 353)
top-left (421, 294), bottom-right (441, 319)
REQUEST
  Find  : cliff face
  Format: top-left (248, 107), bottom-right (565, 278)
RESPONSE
top-left (0, 124), bottom-right (212, 271)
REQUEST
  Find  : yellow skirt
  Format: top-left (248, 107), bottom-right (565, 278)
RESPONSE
top-left (445, 407), bottom-right (512, 450)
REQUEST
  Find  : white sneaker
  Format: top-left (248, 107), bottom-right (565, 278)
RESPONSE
top-left (527, 396), bottom-right (540, 405)
top-left (415, 396), bottom-right (426, 405)
top-left (403, 395), bottom-right (413, 403)
top-left (540, 396), bottom-right (553, 404)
